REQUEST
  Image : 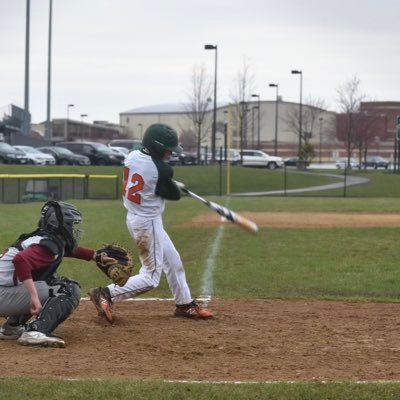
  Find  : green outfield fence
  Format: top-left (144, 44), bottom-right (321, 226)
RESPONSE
top-left (0, 174), bottom-right (120, 203)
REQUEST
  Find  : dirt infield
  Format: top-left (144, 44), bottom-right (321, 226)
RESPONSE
top-left (1, 211), bottom-right (400, 382)
top-left (1, 299), bottom-right (400, 381)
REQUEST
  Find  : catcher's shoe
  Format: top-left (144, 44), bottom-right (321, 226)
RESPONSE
top-left (174, 300), bottom-right (213, 319)
top-left (0, 322), bottom-right (25, 340)
top-left (17, 331), bottom-right (65, 348)
top-left (89, 287), bottom-right (113, 323)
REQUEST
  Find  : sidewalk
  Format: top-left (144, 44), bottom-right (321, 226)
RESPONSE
top-left (231, 172), bottom-right (370, 197)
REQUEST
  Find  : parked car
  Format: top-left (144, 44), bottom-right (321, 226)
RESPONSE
top-left (167, 152), bottom-right (182, 166)
top-left (284, 157), bottom-right (310, 167)
top-left (335, 158), bottom-right (360, 169)
top-left (215, 149), bottom-right (241, 165)
top-left (362, 156), bottom-right (389, 170)
top-left (37, 146), bottom-right (90, 166)
top-left (13, 145), bottom-right (56, 165)
top-left (108, 146), bottom-right (129, 159)
top-left (108, 139), bottom-right (142, 151)
top-left (240, 149), bottom-right (284, 169)
top-left (181, 152), bottom-right (197, 165)
top-left (167, 151), bottom-right (197, 166)
top-left (56, 141), bottom-right (124, 165)
top-left (199, 152), bottom-right (213, 165)
top-left (0, 142), bottom-right (30, 164)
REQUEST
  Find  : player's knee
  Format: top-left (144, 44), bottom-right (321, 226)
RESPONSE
top-left (140, 271), bottom-right (161, 289)
top-left (56, 278), bottom-right (81, 308)
top-left (28, 279), bottom-right (81, 335)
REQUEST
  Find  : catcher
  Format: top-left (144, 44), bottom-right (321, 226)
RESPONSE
top-left (0, 201), bottom-right (119, 348)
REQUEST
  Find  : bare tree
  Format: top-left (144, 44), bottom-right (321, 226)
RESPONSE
top-left (336, 76), bottom-right (366, 165)
top-left (353, 114), bottom-right (380, 166)
top-left (229, 58), bottom-right (256, 159)
top-left (282, 96), bottom-right (327, 163)
top-left (183, 65), bottom-right (213, 161)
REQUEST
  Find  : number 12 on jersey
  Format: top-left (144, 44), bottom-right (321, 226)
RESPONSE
top-left (123, 167), bottom-right (144, 204)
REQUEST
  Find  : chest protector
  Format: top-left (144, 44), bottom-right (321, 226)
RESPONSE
top-left (12, 229), bottom-right (65, 282)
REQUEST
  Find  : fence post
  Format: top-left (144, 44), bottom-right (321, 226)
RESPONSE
top-left (84, 175), bottom-right (89, 199)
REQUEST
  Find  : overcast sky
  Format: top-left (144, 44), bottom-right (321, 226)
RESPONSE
top-left (1, 0), bottom-right (400, 124)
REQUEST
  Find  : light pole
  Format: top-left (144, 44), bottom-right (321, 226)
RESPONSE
top-left (239, 101), bottom-right (246, 162)
top-left (65, 104), bottom-right (74, 139)
top-left (223, 110), bottom-right (229, 160)
top-left (251, 94), bottom-right (260, 149)
top-left (23, 0), bottom-right (30, 136)
top-left (80, 114), bottom-right (87, 142)
top-left (269, 83), bottom-right (279, 156)
top-left (45, 0), bottom-right (53, 140)
top-left (291, 70), bottom-right (303, 162)
top-left (204, 44), bottom-right (218, 160)
top-left (241, 105), bottom-right (250, 149)
top-left (319, 117), bottom-right (323, 164)
top-left (251, 106), bottom-right (259, 148)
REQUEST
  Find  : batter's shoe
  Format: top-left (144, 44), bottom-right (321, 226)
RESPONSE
top-left (89, 287), bottom-right (113, 323)
top-left (0, 322), bottom-right (25, 340)
top-left (17, 331), bottom-right (65, 348)
top-left (174, 301), bottom-right (213, 319)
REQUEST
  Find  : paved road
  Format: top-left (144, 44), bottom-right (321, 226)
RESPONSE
top-left (308, 163), bottom-right (337, 170)
top-left (232, 172), bottom-right (370, 197)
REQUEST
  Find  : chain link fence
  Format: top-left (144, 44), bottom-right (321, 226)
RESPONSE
top-left (0, 174), bottom-right (119, 203)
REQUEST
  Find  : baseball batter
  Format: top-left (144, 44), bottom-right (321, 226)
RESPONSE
top-left (90, 123), bottom-right (213, 322)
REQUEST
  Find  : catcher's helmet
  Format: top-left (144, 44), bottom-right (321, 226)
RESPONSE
top-left (39, 201), bottom-right (83, 253)
top-left (142, 123), bottom-right (182, 159)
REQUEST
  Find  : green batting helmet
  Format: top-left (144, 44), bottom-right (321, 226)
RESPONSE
top-left (142, 123), bottom-right (182, 159)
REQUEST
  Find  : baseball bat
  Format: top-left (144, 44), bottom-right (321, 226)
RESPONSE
top-left (180, 187), bottom-right (258, 234)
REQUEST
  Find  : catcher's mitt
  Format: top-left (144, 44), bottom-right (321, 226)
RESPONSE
top-left (95, 244), bottom-right (133, 286)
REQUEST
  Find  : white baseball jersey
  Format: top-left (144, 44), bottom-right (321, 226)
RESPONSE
top-left (122, 149), bottom-right (180, 218)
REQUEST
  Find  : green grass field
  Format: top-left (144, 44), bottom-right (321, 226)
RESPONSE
top-left (1, 164), bottom-right (400, 199)
top-left (1, 166), bottom-right (400, 399)
top-left (2, 197), bottom-right (400, 301)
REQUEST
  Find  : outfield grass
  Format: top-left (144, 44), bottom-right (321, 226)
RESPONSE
top-left (1, 184), bottom-right (400, 397)
top-left (0, 164), bottom-right (354, 197)
top-left (1, 164), bottom-right (400, 198)
top-left (311, 169), bottom-right (400, 198)
top-left (1, 197), bottom-right (400, 300)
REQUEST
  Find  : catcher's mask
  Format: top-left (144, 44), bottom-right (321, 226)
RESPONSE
top-left (142, 123), bottom-right (183, 159)
top-left (39, 201), bottom-right (83, 253)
